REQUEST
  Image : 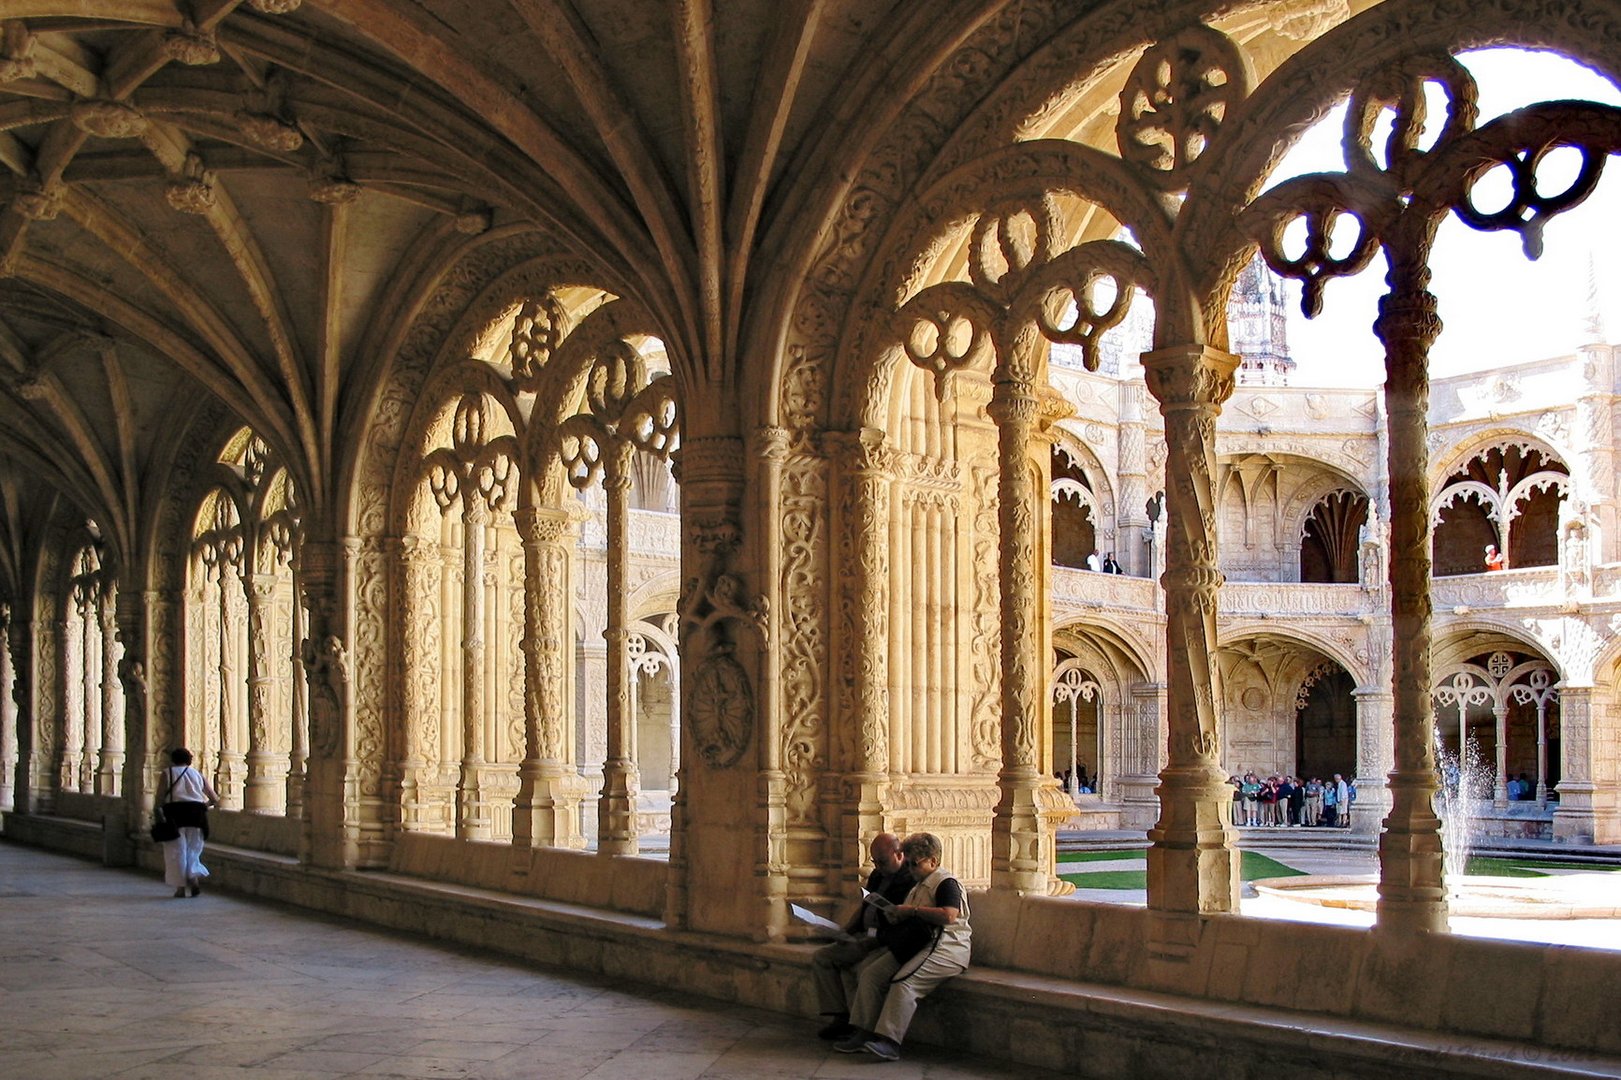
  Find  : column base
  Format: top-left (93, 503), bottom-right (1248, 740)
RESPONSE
top-left (1145, 766), bottom-right (1240, 915)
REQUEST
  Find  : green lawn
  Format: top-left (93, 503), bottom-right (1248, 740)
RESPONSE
top-left (1059, 849), bottom-right (1307, 890)
top-left (1057, 848), bottom-right (1146, 864)
top-left (1463, 856), bottom-right (1620, 877)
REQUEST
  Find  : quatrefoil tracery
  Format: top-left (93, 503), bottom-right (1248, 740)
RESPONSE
top-left (423, 392), bottom-right (517, 516)
top-left (557, 344), bottom-right (680, 491)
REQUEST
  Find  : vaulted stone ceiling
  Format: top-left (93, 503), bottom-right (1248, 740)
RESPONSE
top-left (0, 0), bottom-right (938, 580)
top-left (0, 0), bottom-right (1371, 592)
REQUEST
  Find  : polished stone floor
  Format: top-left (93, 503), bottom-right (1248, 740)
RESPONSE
top-left (0, 842), bottom-right (1062, 1080)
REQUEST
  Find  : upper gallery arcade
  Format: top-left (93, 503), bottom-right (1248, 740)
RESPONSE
top-left (2, 1), bottom-right (1621, 1073)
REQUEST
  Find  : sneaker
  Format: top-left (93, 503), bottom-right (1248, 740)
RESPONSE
top-left (834, 1032), bottom-right (870, 1054)
top-left (818, 1018), bottom-right (853, 1041)
top-left (864, 1036), bottom-right (901, 1061)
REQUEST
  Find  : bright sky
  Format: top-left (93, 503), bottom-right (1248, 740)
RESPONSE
top-left (1267, 49), bottom-right (1621, 387)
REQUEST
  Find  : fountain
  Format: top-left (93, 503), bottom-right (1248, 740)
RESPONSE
top-left (1249, 735), bottom-right (1621, 927)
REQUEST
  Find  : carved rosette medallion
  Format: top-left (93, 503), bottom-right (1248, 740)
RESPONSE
top-left (688, 653), bottom-right (754, 769)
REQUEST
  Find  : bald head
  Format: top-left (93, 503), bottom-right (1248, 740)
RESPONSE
top-left (870, 832), bottom-right (904, 874)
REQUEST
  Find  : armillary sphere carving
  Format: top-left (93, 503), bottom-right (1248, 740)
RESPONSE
top-left (424, 392), bottom-right (518, 515)
top-left (1117, 23), bottom-right (1249, 190)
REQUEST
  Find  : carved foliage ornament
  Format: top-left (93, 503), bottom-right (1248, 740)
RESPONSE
top-left (507, 294), bottom-right (568, 392)
top-left (1117, 24), bottom-right (1249, 191)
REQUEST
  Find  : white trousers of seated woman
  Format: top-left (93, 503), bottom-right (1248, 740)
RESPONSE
top-left (163, 827), bottom-right (210, 888)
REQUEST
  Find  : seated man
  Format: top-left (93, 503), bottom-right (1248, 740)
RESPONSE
top-left (836, 831), bottom-right (971, 1062)
top-left (811, 832), bottom-right (913, 1041)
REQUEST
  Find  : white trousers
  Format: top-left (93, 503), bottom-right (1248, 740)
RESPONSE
top-left (163, 828), bottom-right (210, 888)
top-left (848, 944), bottom-right (967, 1044)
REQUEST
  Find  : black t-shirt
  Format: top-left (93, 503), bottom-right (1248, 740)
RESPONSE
top-left (881, 876), bottom-right (964, 961)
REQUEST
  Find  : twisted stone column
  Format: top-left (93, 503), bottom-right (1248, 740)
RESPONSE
top-left (1141, 345), bottom-right (1241, 943)
top-left (599, 441), bottom-right (639, 855)
top-left (514, 507), bottom-right (584, 848)
top-left (60, 614), bottom-right (83, 791)
top-left (985, 366), bottom-right (1052, 893)
top-left (1374, 270), bottom-right (1447, 935)
top-left (392, 536), bottom-right (435, 832)
top-left (217, 576), bottom-right (247, 807)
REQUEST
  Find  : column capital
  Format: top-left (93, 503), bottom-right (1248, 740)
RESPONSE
top-left (821, 427), bottom-right (892, 474)
top-left (1140, 344), bottom-right (1239, 410)
top-left (513, 506), bottom-right (573, 545)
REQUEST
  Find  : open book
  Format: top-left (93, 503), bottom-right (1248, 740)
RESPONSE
top-left (861, 888), bottom-right (897, 912)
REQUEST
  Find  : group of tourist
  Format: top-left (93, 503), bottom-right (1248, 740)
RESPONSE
top-left (1229, 771), bottom-right (1355, 828)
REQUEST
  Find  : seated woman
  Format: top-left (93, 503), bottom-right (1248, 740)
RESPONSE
top-left (835, 831), bottom-right (971, 1062)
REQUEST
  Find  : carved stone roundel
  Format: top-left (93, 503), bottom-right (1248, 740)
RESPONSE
top-left (689, 653), bottom-right (754, 769)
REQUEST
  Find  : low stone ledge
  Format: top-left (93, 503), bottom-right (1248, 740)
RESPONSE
top-left (8, 824), bottom-right (1619, 1079)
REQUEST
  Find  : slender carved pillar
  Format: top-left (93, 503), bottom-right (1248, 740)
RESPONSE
top-left (1117, 380), bottom-right (1151, 577)
top-left (216, 574), bottom-right (248, 806)
top-left (393, 536), bottom-right (435, 832)
top-left (114, 588), bottom-right (152, 833)
top-left (80, 595), bottom-right (99, 791)
top-left (457, 503), bottom-right (492, 840)
top-left (599, 443), bottom-right (639, 854)
top-left (826, 429), bottom-right (893, 869)
top-left (0, 603), bottom-right (16, 810)
top-left (94, 590), bottom-right (123, 795)
top-left (298, 538), bottom-right (359, 869)
top-left (60, 613), bottom-right (82, 791)
top-left (1352, 686), bottom-right (1394, 836)
top-left (1374, 268), bottom-right (1447, 935)
top-left (285, 567), bottom-right (307, 818)
top-left (243, 573), bottom-right (281, 811)
top-left (1141, 345), bottom-right (1241, 942)
top-left (513, 508), bottom-right (584, 848)
top-left (985, 371), bottom-right (1051, 893)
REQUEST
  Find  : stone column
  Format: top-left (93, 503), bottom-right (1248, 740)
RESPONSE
top-left (1117, 379), bottom-right (1151, 577)
top-left (826, 429), bottom-right (893, 874)
top-left (60, 612), bottom-right (83, 791)
top-left (1373, 267), bottom-right (1447, 935)
top-left (298, 537), bottom-right (360, 869)
top-left (599, 441), bottom-right (640, 855)
top-left (0, 603), bottom-right (16, 811)
top-left (243, 573), bottom-right (282, 811)
top-left (985, 366), bottom-right (1052, 893)
top-left (392, 536), bottom-right (435, 832)
top-left (1576, 342), bottom-right (1617, 561)
top-left (95, 590), bottom-right (123, 795)
top-left (456, 502), bottom-right (492, 840)
top-left (513, 507), bottom-right (584, 848)
top-left (216, 575), bottom-right (247, 807)
top-left (114, 588), bottom-right (152, 833)
top-left (1551, 685), bottom-right (1620, 843)
top-left (1351, 686), bottom-right (1393, 836)
top-left (15, 609), bottom-right (52, 810)
top-left (1140, 345), bottom-right (1241, 946)
top-left (285, 567), bottom-right (307, 819)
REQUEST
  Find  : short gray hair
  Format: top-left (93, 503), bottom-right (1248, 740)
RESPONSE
top-left (900, 832), bottom-right (942, 863)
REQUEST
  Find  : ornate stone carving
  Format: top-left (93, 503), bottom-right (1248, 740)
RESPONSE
top-left (163, 26), bottom-right (220, 66)
top-left (1117, 24), bottom-right (1248, 189)
top-left (237, 111), bottom-right (304, 152)
top-left (71, 99), bottom-right (149, 138)
top-left (688, 653), bottom-right (753, 768)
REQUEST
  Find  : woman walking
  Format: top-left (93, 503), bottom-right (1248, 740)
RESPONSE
top-left (159, 748), bottom-right (220, 898)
